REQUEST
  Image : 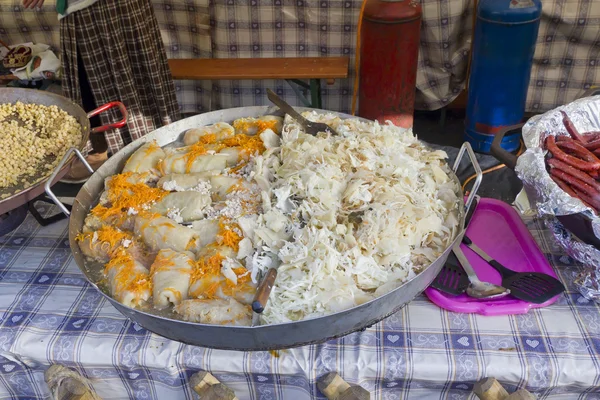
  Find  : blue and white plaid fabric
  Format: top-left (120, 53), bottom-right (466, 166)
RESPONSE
top-left (1, 203), bottom-right (600, 399)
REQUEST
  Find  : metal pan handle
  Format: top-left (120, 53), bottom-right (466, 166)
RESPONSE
top-left (453, 142), bottom-right (482, 213)
top-left (490, 86), bottom-right (597, 170)
top-left (44, 147), bottom-right (93, 217)
top-left (489, 123), bottom-right (525, 171)
top-left (88, 101), bottom-right (128, 134)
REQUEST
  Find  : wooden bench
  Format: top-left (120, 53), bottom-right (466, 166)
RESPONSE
top-left (2, 57), bottom-right (350, 109)
top-left (168, 57), bottom-right (349, 109)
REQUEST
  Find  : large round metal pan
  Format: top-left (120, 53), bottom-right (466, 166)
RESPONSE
top-left (0, 88), bottom-right (127, 215)
top-left (65, 106), bottom-right (480, 351)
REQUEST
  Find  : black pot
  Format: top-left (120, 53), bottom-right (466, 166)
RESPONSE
top-left (490, 91), bottom-right (600, 250)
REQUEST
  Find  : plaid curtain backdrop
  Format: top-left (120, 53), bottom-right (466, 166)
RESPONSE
top-left (0, 0), bottom-right (599, 115)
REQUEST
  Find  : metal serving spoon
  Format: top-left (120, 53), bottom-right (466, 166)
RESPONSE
top-left (453, 245), bottom-right (511, 300)
top-left (432, 195), bottom-right (508, 300)
top-left (462, 235), bottom-right (565, 304)
top-left (266, 89), bottom-right (339, 136)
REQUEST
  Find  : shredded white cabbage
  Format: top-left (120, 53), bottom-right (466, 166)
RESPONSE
top-left (245, 112), bottom-right (460, 324)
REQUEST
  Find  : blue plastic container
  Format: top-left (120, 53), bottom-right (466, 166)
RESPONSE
top-left (464, 0), bottom-right (542, 154)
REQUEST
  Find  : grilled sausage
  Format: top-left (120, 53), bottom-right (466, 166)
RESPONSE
top-left (546, 135), bottom-right (600, 171)
top-left (547, 158), bottom-right (600, 191)
top-left (560, 110), bottom-right (588, 143)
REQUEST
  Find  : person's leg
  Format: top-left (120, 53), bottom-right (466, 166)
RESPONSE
top-left (62, 0), bottom-right (180, 158)
top-left (76, 48), bottom-right (107, 155)
top-left (74, 0), bottom-right (180, 151)
top-left (59, 13), bottom-right (109, 183)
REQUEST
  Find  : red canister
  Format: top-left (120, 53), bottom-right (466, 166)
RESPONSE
top-left (358, 0), bottom-right (422, 129)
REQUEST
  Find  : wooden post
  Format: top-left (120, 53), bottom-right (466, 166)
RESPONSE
top-left (473, 378), bottom-right (536, 400)
top-left (190, 371), bottom-right (238, 400)
top-left (44, 365), bottom-right (101, 400)
top-left (317, 372), bottom-right (370, 400)
top-left (191, 371), bottom-right (221, 394)
top-left (473, 377), bottom-right (509, 400)
top-left (504, 389), bottom-right (536, 400)
top-left (198, 384), bottom-right (237, 400)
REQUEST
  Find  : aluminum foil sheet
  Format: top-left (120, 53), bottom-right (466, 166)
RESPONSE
top-left (515, 95), bottom-right (600, 300)
top-left (547, 218), bottom-right (600, 302)
top-left (516, 95), bottom-right (600, 233)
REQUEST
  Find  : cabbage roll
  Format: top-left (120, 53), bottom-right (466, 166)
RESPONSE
top-left (218, 147), bottom-right (260, 164)
top-left (260, 129), bottom-right (281, 149)
top-left (82, 214), bottom-right (106, 233)
top-left (150, 249), bottom-right (194, 308)
top-left (159, 152), bottom-right (229, 174)
top-left (122, 141), bottom-right (165, 175)
top-left (104, 251), bottom-right (151, 308)
top-left (134, 214), bottom-right (198, 253)
top-left (188, 274), bottom-right (226, 300)
top-left (174, 298), bottom-right (252, 326)
top-left (209, 176), bottom-right (241, 199)
top-left (232, 280), bottom-right (257, 304)
top-left (99, 172), bottom-right (156, 206)
top-left (157, 172), bottom-right (218, 192)
top-left (183, 122), bottom-right (235, 146)
top-left (232, 116), bottom-right (283, 135)
top-left (76, 226), bottom-right (134, 262)
top-left (188, 245), bottom-right (235, 299)
top-left (217, 147), bottom-right (241, 166)
top-left (191, 219), bottom-right (220, 247)
top-left (150, 191), bottom-right (211, 222)
top-left (220, 257), bottom-right (257, 305)
top-left (196, 244), bottom-right (237, 261)
top-left (106, 172), bottom-right (155, 188)
top-left (82, 213), bottom-right (136, 233)
top-left (188, 246), bottom-right (256, 304)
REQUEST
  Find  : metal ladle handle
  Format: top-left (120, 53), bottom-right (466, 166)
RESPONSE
top-left (44, 147), bottom-right (93, 217)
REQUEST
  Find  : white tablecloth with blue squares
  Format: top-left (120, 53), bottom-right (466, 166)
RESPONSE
top-left (1, 203), bottom-right (600, 399)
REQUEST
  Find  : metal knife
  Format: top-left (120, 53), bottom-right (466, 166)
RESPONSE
top-left (462, 235), bottom-right (525, 277)
top-left (461, 233), bottom-right (548, 281)
top-left (461, 236), bottom-right (495, 264)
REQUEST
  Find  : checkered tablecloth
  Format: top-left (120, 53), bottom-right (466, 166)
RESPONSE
top-left (1, 202), bottom-right (600, 399)
top-left (2, 0), bottom-right (599, 115)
